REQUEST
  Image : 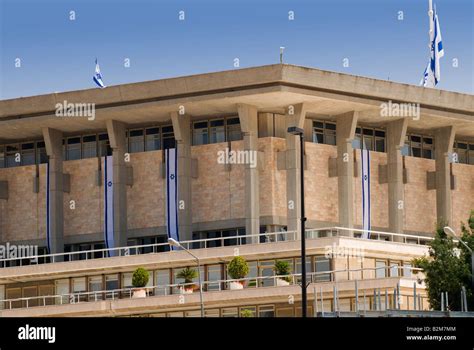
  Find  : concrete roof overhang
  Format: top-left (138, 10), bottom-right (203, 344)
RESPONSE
top-left (0, 64), bottom-right (473, 142)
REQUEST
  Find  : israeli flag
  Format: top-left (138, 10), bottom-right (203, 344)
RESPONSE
top-left (166, 148), bottom-right (179, 246)
top-left (93, 59), bottom-right (106, 88)
top-left (421, 1), bottom-right (444, 88)
top-left (104, 155), bottom-right (116, 256)
top-left (46, 162), bottom-right (52, 253)
top-left (360, 149), bottom-right (371, 238)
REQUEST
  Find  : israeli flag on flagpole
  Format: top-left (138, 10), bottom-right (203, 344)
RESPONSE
top-left (361, 149), bottom-right (371, 239)
top-left (166, 148), bottom-right (180, 248)
top-left (104, 155), bottom-right (116, 257)
top-left (421, 1), bottom-right (444, 88)
top-left (93, 58), bottom-right (106, 88)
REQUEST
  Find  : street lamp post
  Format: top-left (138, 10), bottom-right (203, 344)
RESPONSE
top-left (444, 226), bottom-right (474, 289)
top-left (288, 126), bottom-right (307, 317)
top-left (168, 238), bottom-right (205, 317)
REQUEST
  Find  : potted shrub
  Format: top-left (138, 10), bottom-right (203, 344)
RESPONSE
top-left (274, 260), bottom-right (292, 286)
top-left (240, 309), bottom-right (254, 318)
top-left (132, 267), bottom-right (149, 298)
top-left (177, 267), bottom-right (198, 294)
top-left (227, 256), bottom-right (249, 290)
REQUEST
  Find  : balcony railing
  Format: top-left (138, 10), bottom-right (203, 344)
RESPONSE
top-left (0, 227), bottom-right (432, 268)
top-left (0, 265), bottom-right (423, 311)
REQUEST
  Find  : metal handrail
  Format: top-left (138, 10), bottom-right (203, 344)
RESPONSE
top-left (0, 226), bottom-right (432, 267)
top-left (0, 230), bottom-right (297, 266)
top-left (0, 265), bottom-right (423, 311)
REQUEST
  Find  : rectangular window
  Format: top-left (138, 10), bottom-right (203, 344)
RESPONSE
top-left (129, 129), bottom-right (144, 153)
top-left (88, 276), bottom-right (103, 301)
top-left (54, 279), bottom-right (69, 305)
top-left (145, 128), bottom-right (161, 151)
top-left (67, 137), bottom-right (81, 160)
top-left (456, 142), bottom-right (468, 164)
top-left (375, 130), bottom-right (385, 153)
top-left (210, 119), bottom-right (225, 144)
top-left (221, 307), bottom-right (238, 317)
top-left (193, 121), bottom-right (208, 145)
top-left (314, 256), bottom-right (331, 282)
top-left (423, 137), bottom-right (434, 160)
top-left (0, 146), bottom-right (4, 168)
top-left (258, 260), bottom-right (275, 287)
top-left (36, 142), bottom-right (47, 164)
top-left (403, 263), bottom-right (412, 277)
top-left (162, 126), bottom-right (175, 149)
top-left (226, 117), bottom-right (241, 141)
top-left (324, 122), bottom-right (336, 145)
top-left (6, 145), bottom-right (19, 167)
top-left (0, 285), bottom-right (4, 310)
top-left (206, 264), bottom-right (222, 291)
top-left (82, 135), bottom-right (97, 158)
top-left (375, 260), bottom-right (387, 278)
top-left (105, 274), bottom-right (119, 299)
top-left (21, 142), bottom-right (35, 165)
top-left (155, 269), bottom-right (170, 296)
top-left (72, 277), bottom-right (87, 302)
top-left (410, 135), bottom-right (422, 157)
top-left (390, 262), bottom-right (400, 277)
top-left (98, 133), bottom-right (110, 157)
top-left (258, 305), bottom-right (275, 317)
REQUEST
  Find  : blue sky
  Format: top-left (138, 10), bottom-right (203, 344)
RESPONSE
top-left (0, 0), bottom-right (472, 100)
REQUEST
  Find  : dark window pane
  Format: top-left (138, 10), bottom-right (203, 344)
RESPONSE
top-left (194, 121), bottom-right (208, 129)
top-left (375, 130), bottom-right (385, 137)
top-left (363, 128), bottom-right (374, 136)
top-left (210, 119), bottom-right (224, 127)
top-left (314, 121), bottom-right (324, 129)
top-left (325, 123), bottom-right (336, 130)
top-left (146, 127), bottom-right (159, 135)
top-left (226, 118), bottom-right (240, 125)
top-left (411, 135), bottom-right (421, 143)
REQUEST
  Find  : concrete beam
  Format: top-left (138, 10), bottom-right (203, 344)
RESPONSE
top-left (386, 118), bottom-right (408, 239)
top-left (285, 103), bottom-right (307, 239)
top-left (434, 126), bottom-right (456, 225)
top-left (238, 104), bottom-right (260, 243)
top-left (106, 120), bottom-right (128, 248)
top-left (336, 111), bottom-right (358, 233)
top-left (42, 127), bottom-right (64, 254)
top-left (171, 112), bottom-right (193, 241)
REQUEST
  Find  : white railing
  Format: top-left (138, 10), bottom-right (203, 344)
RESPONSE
top-left (0, 265), bottom-right (422, 311)
top-left (307, 227), bottom-right (434, 245)
top-left (0, 227), bottom-right (432, 268)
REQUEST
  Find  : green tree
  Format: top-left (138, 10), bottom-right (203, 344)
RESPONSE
top-left (413, 220), bottom-right (471, 311)
top-left (460, 210), bottom-right (474, 310)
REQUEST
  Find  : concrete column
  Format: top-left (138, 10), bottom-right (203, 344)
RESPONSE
top-left (336, 111), bottom-right (358, 233)
top-left (106, 120), bottom-right (128, 248)
top-left (434, 126), bottom-right (456, 225)
top-left (285, 103), bottom-right (307, 239)
top-left (42, 127), bottom-right (64, 254)
top-left (386, 118), bottom-right (408, 239)
top-left (171, 112), bottom-right (193, 241)
top-left (238, 104), bottom-right (260, 243)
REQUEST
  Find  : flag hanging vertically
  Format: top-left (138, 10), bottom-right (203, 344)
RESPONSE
top-left (103, 155), bottom-right (115, 256)
top-left (360, 149), bottom-right (371, 238)
top-left (46, 161), bottom-right (52, 253)
top-left (166, 148), bottom-right (179, 246)
top-left (421, 1), bottom-right (444, 88)
top-left (93, 59), bottom-right (106, 88)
